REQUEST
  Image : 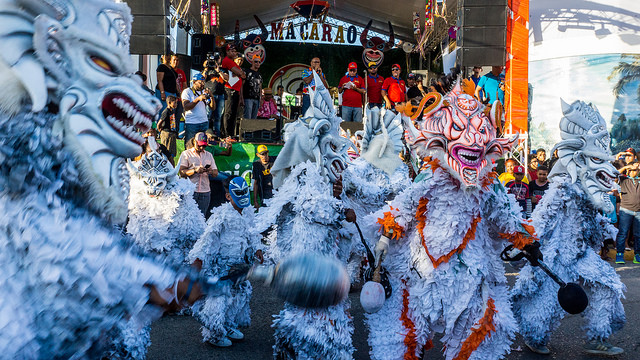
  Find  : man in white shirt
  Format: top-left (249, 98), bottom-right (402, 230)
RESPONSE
top-left (179, 132), bottom-right (218, 216)
top-left (182, 73), bottom-right (213, 145)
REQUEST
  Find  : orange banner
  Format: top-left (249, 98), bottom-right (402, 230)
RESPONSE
top-left (505, 0), bottom-right (529, 134)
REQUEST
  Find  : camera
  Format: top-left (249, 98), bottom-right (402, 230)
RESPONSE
top-left (205, 52), bottom-right (220, 69)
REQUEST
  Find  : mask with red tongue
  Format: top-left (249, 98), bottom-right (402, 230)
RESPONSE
top-left (404, 78), bottom-right (517, 188)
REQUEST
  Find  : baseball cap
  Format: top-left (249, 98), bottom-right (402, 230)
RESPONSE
top-left (348, 62), bottom-right (357, 70)
top-left (257, 144), bottom-right (268, 154)
top-left (192, 73), bottom-right (205, 82)
top-left (626, 147), bottom-right (636, 155)
top-left (195, 132), bottom-right (208, 146)
top-left (392, 64), bottom-right (401, 70)
top-left (407, 73), bottom-right (416, 79)
top-left (514, 165), bottom-right (525, 174)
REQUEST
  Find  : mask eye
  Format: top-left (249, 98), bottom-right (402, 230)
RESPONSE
top-left (591, 157), bottom-right (603, 163)
top-left (479, 127), bottom-right (486, 134)
top-left (91, 56), bottom-right (114, 73)
top-left (376, 43), bottom-right (385, 51)
top-left (243, 40), bottom-right (251, 48)
top-left (253, 37), bottom-right (262, 45)
top-left (367, 40), bottom-right (374, 48)
top-left (452, 123), bottom-right (462, 131)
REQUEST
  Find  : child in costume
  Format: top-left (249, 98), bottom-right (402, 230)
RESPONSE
top-left (189, 177), bottom-right (264, 347)
top-left (511, 99), bottom-right (625, 356)
top-left (259, 71), bottom-right (357, 359)
top-left (365, 78), bottom-right (540, 360)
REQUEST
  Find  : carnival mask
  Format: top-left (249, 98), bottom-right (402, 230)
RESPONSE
top-left (360, 20), bottom-right (394, 70)
top-left (235, 15), bottom-right (268, 65)
top-left (229, 176), bottom-right (251, 208)
top-left (127, 140), bottom-right (179, 197)
top-left (551, 99), bottom-right (618, 213)
top-left (404, 79), bottom-right (516, 188)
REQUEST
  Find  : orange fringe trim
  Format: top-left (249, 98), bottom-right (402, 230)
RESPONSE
top-left (400, 280), bottom-right (420, 360)
top-left (452, 298), bottom-right (497, 360)
top-left (416, 197), bottom-right (481, 268)
top-left (482, 171), bottom-right (498, 190)
top-left (377, 206), bottom-right (405, 240)
top-left (499, 221), bottom-right (537, 249)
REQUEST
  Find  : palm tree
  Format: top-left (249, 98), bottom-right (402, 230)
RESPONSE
top-left (608, 55), bottom-right (640, 101)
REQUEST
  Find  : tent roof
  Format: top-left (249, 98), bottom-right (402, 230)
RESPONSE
top-left (181, 0), bottom-right (431, 41)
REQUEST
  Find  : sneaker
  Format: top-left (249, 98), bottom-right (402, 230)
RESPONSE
top-left (208, 337), bottom-right (232, 347)
top-left (615, 253), bottom-right (625, 264)
top-left (525, 341), bottom-right (551, 355)
top-left (226, 327), bottom-right (244, 341)
top-left (634, 254), bottom-right (640, 264)
top-left (583, 339), bottom-right (624, 356)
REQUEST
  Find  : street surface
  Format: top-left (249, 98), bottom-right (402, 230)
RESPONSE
top-left (149, 262), bottom-right (640, 359)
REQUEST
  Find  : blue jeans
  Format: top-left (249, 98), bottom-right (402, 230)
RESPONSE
top-left (193, 191), bottom-right (211, 217)
top-left (184, 121), bottom-right (208, 146)
top-left (341, 106), bottom-right (363, 122)
top-left (301, 94), bottom-right (311, 117)
top-left (211, 94), bottom-right (225, 135)
top-left (615, 208), bottom-right (640, 254)
top-left (244, 98), bottom-right (260, 119)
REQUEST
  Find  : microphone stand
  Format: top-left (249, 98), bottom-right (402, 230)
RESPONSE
top-left (363, 69), bottom-right (368, 125)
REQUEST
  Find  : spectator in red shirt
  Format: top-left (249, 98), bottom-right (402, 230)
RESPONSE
top-left (221, 44), bottom-right (246, 138)
top-left (381, 64), bottom-right (406, 111)
top-left (338, 62), bottom-right (365, 122)
top-left (365, 65), bottom-right (384, 124)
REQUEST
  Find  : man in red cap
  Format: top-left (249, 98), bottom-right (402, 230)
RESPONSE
top-left (505, 165), bottom-right (531, 217)
top-left (338, 62), bottom-right (365, 122)
top-left (381, 63), bottom-right (406, 111)
top-left (179, 132), bottom-right (218, 216)
top-left (221, 44), bottom-right (246, 137)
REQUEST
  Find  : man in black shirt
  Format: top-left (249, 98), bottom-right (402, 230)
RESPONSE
top-left (203, 54), bottom-right (226, 135)
top-left (157, 95), bottom-right (179, 165)
top-left (243, 56), bottom-right (263, 119)
top-left (406, 73), bottom-right (425, 104)
top-left (252, 144), bottom-right (274, 207)
top-left (529, 165), bottom-right (549, 211)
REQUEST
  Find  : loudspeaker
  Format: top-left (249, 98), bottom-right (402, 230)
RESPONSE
top-left (191, 34), bottom-right (216, 71)
top-left (127, 0), bottom-right (170, 54)
top-left (456, 0), bottom-right (507, 67)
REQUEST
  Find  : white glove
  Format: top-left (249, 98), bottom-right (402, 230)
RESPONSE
top-left (373, 235), bottom-right (391, 266)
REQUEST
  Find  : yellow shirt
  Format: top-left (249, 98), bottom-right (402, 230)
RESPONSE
top-left (498, 172), bottom-right (529, 185)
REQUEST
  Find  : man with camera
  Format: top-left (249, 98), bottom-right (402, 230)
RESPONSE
top-left (179, 132), bottom-right (218, 216)
top-left (182, 73), bottom-right (214, 145)
top-left (203, 53), bottom-right (226, 136)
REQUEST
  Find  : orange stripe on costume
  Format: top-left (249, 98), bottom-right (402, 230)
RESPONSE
top-left (416, 197), bottom-right (481, 268)
top-left (499, 220), bottom-right (537, 249)
top-left (400, 280), bottom-right (420, 360)
top-left (377, 206), bottom-right (405, 240)
top-left (452, 298), bottom-right (497, 360)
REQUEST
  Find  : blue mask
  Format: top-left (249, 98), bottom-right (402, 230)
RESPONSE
top-left (229, 176), bottom-right (250, 208)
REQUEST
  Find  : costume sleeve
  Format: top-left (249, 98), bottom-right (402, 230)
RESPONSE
top-left (483, 177), bottom-right (537, 249)
top-left (188, 216), bottom-right (224, 268)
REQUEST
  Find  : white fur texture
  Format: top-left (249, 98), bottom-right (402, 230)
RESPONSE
top-left (362, 165), bottom-right (524, 360)
top-left (257, 161), bottom-right (355, 359)
top-left (189, 203), bottom-right (263, 343)
top-left (511, 176), bottom-right (626, 347)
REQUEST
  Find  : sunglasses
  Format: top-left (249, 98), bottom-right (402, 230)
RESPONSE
top-left (258, 151), bottom-right (268, 156)
top-left (392, 68), bottom-right (400, 71)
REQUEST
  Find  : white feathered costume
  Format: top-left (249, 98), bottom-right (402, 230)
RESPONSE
top-left (188, 202), bottom-right (263, 343)
top-left (259, 71), bottom-right (356, 359)
top-left (511, 100), bottom-right (626, 349)
top-left (364, 80), bottom-right (537, 360)
top-left (0, 0), bottom-right (188, 358)
top-left (127, 145), bottom-right (206, 264)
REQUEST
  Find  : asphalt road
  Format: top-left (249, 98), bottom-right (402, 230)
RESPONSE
top-left (148, 262), bottom-right (640, 360)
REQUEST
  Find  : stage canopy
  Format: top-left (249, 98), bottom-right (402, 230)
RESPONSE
top-left (177, 0), bottom-right (428, 41)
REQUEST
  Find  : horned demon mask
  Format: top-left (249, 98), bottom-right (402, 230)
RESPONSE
top-left (235, 15), bottom-right (268, 65)
top-left (126, 138), bottom-right (179, 197)
top-left (404, 79), bottom-right (517, 188)
top-left (360, 20), bottom-right (394, 70)
top-left (0, 0), bottom-right (161, 223)
top-left (550, 99), bottom-right (618, 213)
top-left (271, 71), bottom-right (354, 188)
